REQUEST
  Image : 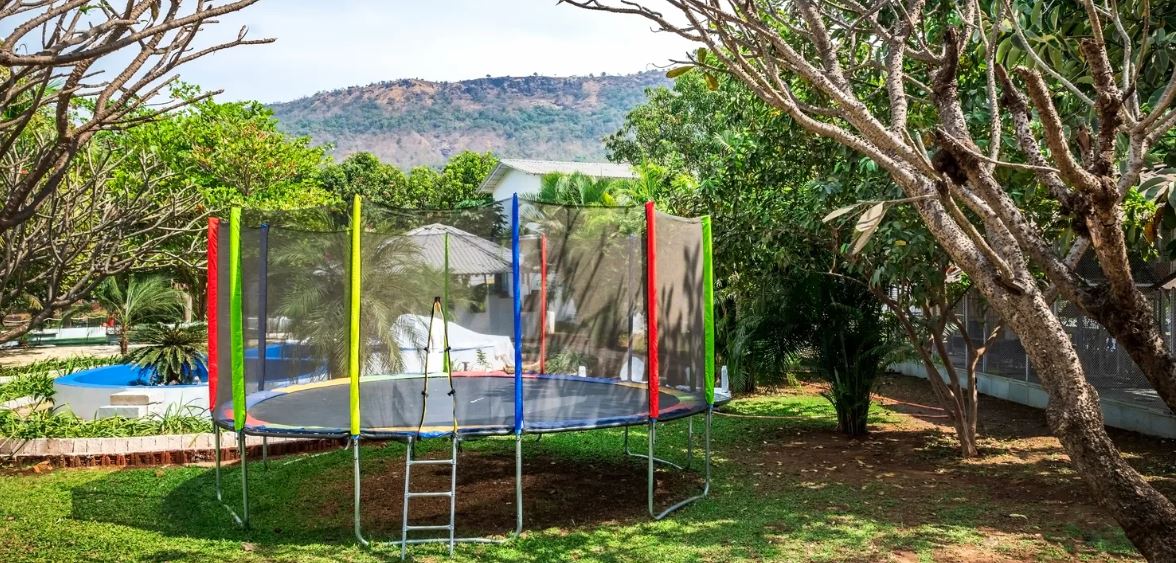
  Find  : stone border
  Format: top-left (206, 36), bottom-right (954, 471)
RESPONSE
top-left (0, 431), bottom-right (346, 467)
top-left (891, 360), bottom-right (1176, 439)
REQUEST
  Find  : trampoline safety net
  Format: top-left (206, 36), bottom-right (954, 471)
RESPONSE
top-left (207, 197), bottom-right (716, 439)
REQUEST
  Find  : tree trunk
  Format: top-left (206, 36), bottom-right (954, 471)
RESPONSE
top-left (119, 330), bottom-right (129, 356)
top-left (987, 287), bottom-right (1176, 560)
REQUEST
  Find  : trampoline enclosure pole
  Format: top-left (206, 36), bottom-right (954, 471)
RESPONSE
top-left (228, 208), bottom-right (245, 431)
top-left (511, 194), bottom-right (523, 433)
top-left (645, 202), bottom-right (659, 419)
top-left (206, 218), bottom-right (219, 413)
top-left (349, 195), bottom-right (362, 437)
top-left (257, 224), bottom-right (268, 391)
top-left (539, 234), bottom-right (547, 374)
top-left (701, 216), bottom-right (716, 405)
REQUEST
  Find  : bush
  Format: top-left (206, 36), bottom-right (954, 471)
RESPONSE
top-left (0, 404), bottom-right (210, 439)
top-left (125, 323), bottom-right (207, 385)
top-left (0, 356), bottom-right (119, 404)
top-left (777, 273), bottom-right (895, 437)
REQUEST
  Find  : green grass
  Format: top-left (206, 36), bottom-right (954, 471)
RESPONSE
top-left (0, 393), bottom-right (1142, 562)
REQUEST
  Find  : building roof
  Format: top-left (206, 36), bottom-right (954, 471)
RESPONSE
top-left (478, 159), bottom-right (635, 193)
top-left (405, 223), bottom-right (511, 275)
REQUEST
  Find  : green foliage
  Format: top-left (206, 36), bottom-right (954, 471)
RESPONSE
top-left (0, 355), bottom-right (119, 381)
top-left (93, 276), bottom-right (184, 355)
top-left (799, 277), bottom-right (894, 437)
top-left (533, 172), bottom-right (624, 206)
top-left (0, 372), bottom-right (54, 404)
top-left (608, 70), bottom-right (857, 391)
top-left (0, 404), bottom-right (211, 439)
top-left (0, 356), bottom-right (118, 404)
top-left (320, 150), bottom-right (497, 209)
top-left (124, 324), bottom-right (208, 385)
top-left (128, 93), bottom-right (335, 211)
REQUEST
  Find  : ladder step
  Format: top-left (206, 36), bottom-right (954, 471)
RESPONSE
top-left (408, 458), bottom-right (455, 465)
top-left (406, 491), bottom-right (453, 498)
top-left (405, 524), bottom-right (453, 531)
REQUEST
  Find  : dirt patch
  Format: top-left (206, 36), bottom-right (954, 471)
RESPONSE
top-left (317, 449), bottom-right (702, 537)
top-left (724, 374), bottom-right (1176, 557)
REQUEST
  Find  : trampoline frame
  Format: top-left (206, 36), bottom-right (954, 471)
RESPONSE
top-left (207, 196), bottom-right (720, 555)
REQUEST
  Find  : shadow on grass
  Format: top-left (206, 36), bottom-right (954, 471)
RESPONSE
top-left (56, 396), bottom-right (1144, 561)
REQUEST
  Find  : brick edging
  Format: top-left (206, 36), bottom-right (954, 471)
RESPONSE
top-left (1, 432), bottom-right (347, 467)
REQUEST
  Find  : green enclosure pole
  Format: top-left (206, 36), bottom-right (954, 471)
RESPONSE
top-left (701, 216), bottom-right (716, 405)
top-left (228, 208), bottom-right (245, 430)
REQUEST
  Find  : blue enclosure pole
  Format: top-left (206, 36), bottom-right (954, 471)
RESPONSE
top-left (511, 194), bottom-right (523, 434)
top-left (257, 224), bottom-right (268, 391)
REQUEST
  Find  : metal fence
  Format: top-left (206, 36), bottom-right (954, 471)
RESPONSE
top-left (944, 291), bottom-right (1168, 411)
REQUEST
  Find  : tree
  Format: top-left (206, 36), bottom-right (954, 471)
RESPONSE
top-left (94, 276), bottom-right (183, 355)
top-left (319, 152), bottom-right (408, 205)
top-left (436, 151), bottom-right (498, 208)
top-left (567, 1), bottom-right (1176, 556)
top-left (0, 0), bottom-right (270, 233)
top-left (779, 271), bottom-right (895, 437)
top-left (0, 128), bottom-right (205, 343)
top-left (139, 96), bottom-right (333, 208)
top-left (120, 95), bottom-right (337, 322)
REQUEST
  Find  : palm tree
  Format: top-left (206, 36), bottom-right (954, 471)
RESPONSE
top-left (94, 276), bottom-right (183, 355)
top-left (532, 172), bottom-right (625, 206)
top-left (126, 323), bottom-right (207, 385)
top-left (270, 226), bottom-right (439, 378)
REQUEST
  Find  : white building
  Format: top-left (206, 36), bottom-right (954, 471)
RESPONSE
top-left (477, 159), bottom-right (636, 201)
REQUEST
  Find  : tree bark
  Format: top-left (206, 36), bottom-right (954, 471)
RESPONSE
top-left (980, 277), bottom-right (1176, 560)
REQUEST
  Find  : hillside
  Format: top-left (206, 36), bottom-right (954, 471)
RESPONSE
top-left (270, 71), bottom-right (669, 168)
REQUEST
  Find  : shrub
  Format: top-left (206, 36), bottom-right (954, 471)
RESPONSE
top-left (125, 324), bottom-right (207, 385)
top-left (776, 273), bottom-right (895, 437)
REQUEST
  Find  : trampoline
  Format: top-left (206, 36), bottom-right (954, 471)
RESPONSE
top-left (205, 196), bottom-right (723, 556)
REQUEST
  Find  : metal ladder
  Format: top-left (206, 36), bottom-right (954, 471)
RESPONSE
top-left (399, 435), bottom-right (460, 559)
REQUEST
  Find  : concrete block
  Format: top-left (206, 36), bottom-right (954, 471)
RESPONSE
top-left (109, 392), bottom-right (151, 406)
top-left (96, 405), bottom-right (146, 419)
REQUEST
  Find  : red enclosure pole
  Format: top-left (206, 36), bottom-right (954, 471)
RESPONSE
top-left (539, 234), bottom-right (548, 374)
top-left (207, 217), bottom-right (219, 411)
top-left (645, 202), bottom-right (659, 419)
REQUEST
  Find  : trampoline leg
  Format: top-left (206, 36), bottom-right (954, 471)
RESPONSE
top-left (262, 436), bottom-right (268, 470)
top-left (647, 420), bottom-right (656, 518)
top-left (400, 437), bottom-right (414, 561)
top-left (353, 436), bottom-right (370, 547)
top-left (686, 416), bottom-right (694, 471)
top-left (237, 430), bottom-right (250, 528)
top-left (214, 429), bottom-right (223, 499)
top-left (652, 407), bottom-right (712, 520)
top-left (515, 433), bottom-right (523, 535)
top-left (625, 420), bottom-right (685, 470)
top-left (214, 429), bottom-right (244, 527)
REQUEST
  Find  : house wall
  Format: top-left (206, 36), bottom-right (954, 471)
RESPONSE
top-left (490, 169), bottom-right (541, 202)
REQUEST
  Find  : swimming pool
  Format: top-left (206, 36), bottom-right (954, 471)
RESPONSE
top-left (54, 363), bottom-right (209, 419)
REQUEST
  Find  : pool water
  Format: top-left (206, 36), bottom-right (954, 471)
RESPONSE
top-left (57, 363), bottom-right (209, 387)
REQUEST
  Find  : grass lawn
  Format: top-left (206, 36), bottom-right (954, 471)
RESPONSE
top-left (1, 375), bottom-right (1172, 562)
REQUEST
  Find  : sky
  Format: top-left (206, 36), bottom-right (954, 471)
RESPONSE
top-left (171, 1), bottom-right (691, 103)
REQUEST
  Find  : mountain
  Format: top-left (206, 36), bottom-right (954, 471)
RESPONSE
top-left (269, 71), bottom-right (670, 168)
